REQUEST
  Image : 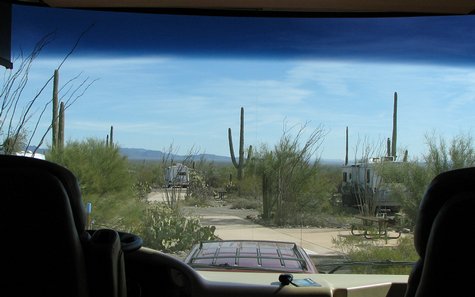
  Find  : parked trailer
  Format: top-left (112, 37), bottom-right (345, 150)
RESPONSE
top-left (165, 163), bottom-right (190, 188)
top-left (339, 157), bottom-right (401, 214)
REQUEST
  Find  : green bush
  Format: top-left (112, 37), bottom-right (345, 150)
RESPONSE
top-left (47, 138), bottom-right (144, 229)
top-left (85, 191), bottom-right (145, 230)
top-left (47, 138), bottom-right (131, 195)
top-left (128, 160), bottom-right (163, 189)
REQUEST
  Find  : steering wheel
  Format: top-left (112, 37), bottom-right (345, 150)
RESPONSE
top-left (118, 231), bottom-right (143, 253)
top-left (86, 229), bottom-right (143, 253)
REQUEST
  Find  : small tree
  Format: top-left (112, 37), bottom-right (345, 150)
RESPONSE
top-left (379, 132), bottom-right (475, 227)
top-left (257, 122), bottom-right (326, 225)
top-left (377, 159), bottom-right (430, 227)
top-left (424, 131), bottom-right (475, 176)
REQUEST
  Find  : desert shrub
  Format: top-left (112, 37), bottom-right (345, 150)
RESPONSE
top-left (128, 160), bottom-right (163, 188)
top-left (227, 195), bottom-right (262, 210)
top-left (47, 138), bottom-right (144, 229)
top-left (332, 234), bottom-right (417, 274)
top-left (136, 203), bottom-right (217, 253)
top-left (47, 138), bottom-right (131, 195)
top-left (186, 169), bottom-right (214, 201)
top-left (86, 191), bottom-right (145, 230)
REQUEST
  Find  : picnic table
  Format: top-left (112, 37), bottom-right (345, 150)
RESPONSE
top-left (214, 190), bottom-right (226, 200)
top-left (218, 191), bottom-right (226, 199)
top-left (351, 215), bottom-right (401, 242)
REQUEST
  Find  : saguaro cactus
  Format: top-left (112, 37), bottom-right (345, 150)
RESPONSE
top-left (391, 92), bottom-right (398, 159)
top-left (228, 107), bottom-right (252, 180)
top-left (387, 138), bottom-right (391, 157)
top-left (52, 69), bottom-right (59, 148)
top-left (345, 126), bottom-right (349, 166)
top-left (109, 125), bottom-right (114, 147)
top-left (58, 101), bottom-right (65, 149)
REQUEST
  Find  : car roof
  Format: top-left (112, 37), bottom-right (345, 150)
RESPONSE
top-left (184, 240), bottom-right (317, 273)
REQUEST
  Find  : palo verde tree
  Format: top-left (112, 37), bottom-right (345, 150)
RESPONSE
top-left (47, 138), bottom-right (141, 229)
top-left (257, 122), bottom-right (326, 226)
top-left (424, 131), bottom-right (475, 176)
top-left (378, 131), bottom-right (475, 227)
top-left (228, 107), bottom-right (252, 181)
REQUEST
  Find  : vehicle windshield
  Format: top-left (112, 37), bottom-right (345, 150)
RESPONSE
top-left (3, 4), bottom-right (475, 275)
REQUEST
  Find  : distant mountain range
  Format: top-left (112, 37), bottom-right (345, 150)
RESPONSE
top-left (119, 147), bottom-right (343, 165)
top-left (24, 146), bottom-right (342, 165)
top-left (119, 148), bottom-right (232, 163)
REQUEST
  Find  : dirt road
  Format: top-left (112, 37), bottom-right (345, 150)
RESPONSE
top-left (147, 188), bottom-right (188, 203)
top-left (147, 190), bottom-right (403, 266)
top-left (180, 203), bottom-right (344, 256)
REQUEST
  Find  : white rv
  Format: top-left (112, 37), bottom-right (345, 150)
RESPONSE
top-left (340, 156), bottom-right (400, 213)
top-left (165, 163), bottom-right (190, 188)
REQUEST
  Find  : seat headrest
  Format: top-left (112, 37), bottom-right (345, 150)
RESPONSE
top-left (1, 155), bottom-right (89, 296)
top-left (414, 167), bottom-right (475, 257)
top-left (0, 155), bottom-right (87, 233)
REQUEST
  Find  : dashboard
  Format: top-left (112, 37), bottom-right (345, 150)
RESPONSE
top-left (125, 247), bottom-right (408, 297)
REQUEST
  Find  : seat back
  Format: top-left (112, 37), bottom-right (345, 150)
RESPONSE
top-left (0, 155), bottom-right (129, 297)
top-left (1, 155), bottom-right (89, 297)
top-left (404, 167), bottom-right (475, 297)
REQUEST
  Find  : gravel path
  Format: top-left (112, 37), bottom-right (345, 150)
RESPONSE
top-left (148, 189), bottom-right (260, 224)
top-left (182, 204), bottom-right (259, 224)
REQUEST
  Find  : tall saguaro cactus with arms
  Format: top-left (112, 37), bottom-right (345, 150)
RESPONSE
top-left (228, 107), bottom-right (252, 180)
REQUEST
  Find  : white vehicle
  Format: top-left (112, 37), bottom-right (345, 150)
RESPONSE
top-left (340, 157), bottom-right (401, 214)
top-left (165, 163), bottom-right (190, 188)
top-left (15, 150), bottom-right (46, 160)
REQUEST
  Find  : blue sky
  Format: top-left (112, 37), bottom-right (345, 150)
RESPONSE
top-left (5, 6), bottom-right (475, 161)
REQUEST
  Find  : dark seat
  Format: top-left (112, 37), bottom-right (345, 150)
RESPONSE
top-left (0, 155), bottom-right (128, 297)
top-left (404, 167), bottom-right (475, 297)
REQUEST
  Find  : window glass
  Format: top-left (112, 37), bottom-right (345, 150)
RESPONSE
top-left (4, 4), bottom-right (475, 275)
